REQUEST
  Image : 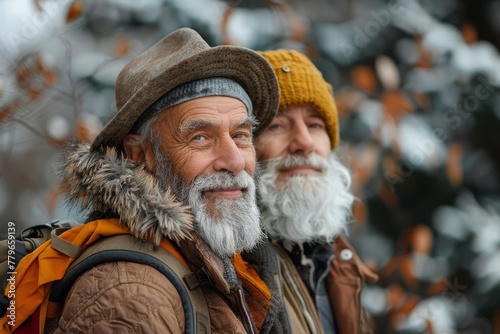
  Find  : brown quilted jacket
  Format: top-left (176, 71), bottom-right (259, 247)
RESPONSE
top-left (50, 241), bottom-right (286, 333)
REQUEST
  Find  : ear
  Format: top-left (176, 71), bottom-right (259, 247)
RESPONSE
top-left (123, 134), bottom-right (146, 163)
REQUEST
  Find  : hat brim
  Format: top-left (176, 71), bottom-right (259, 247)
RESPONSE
top-left (91, 45), bottom-right (279, 150)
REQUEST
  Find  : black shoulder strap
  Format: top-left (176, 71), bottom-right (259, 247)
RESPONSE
top-left (49, 234), bottom-right (210, 334)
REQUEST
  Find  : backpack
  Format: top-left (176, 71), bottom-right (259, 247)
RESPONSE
top-left (0, 220), bottom-right (81, 288)
top-left (0, 219), bottom-right (210, 334)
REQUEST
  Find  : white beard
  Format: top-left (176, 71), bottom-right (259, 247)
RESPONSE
top-left (183, 171), bottom-right (263, 257)
top-left (257, 153), bottom-right (355, 244)
top-left (153, 145), bottom-right (262, 257)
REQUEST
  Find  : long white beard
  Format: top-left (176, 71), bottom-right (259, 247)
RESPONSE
top-left (257, 153), bottom-right (355, 244)
top-left (183, 171), bottom-right (263, 257)
top-left (153, 146), bottom-right (262, 257)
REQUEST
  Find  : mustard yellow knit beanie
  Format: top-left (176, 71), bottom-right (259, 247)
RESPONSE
top-left (258, 50), bottom-right (339, 149)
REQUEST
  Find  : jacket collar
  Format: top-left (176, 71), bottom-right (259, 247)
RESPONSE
top-left (334, 235), bottom-right (378, 283)
top-left (277, 236), bottom-right (378, 284)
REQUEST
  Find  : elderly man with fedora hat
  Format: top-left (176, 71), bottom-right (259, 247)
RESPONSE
top-left (5, 28), bottom-right (292, 333)
top-left (254, 50), bottom-right (378, 334)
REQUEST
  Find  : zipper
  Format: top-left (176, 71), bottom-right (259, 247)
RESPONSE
top-left (282, 262), bottom-right (323, 334)
top-left (276, 245), bottom-right (324, 334)
top-left (233, 286), bottom-right (256, 334)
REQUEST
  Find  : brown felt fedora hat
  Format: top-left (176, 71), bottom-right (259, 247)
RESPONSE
top-left (91, 27), bottom-right (280, 150)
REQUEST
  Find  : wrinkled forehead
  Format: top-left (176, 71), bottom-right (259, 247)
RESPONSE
top-left (278, 104), bottom-right (323, 118)
top-left (153, 96), bottom-right (253, 134)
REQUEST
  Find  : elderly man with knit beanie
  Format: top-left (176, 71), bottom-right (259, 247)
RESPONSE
top-left (255, 50), bottom-right (378, 334)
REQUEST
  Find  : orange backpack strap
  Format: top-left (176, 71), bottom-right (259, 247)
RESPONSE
top-left (49, 234), bottom-right (210, 334)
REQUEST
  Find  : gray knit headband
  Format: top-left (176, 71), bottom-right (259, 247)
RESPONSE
top-left (131, 77), bottom-right (253, 133)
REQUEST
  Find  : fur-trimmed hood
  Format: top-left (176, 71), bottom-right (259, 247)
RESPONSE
top-left (57, 140), bottom-right (194, 245)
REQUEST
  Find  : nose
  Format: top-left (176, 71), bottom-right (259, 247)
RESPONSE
top-left (212, 136), bottom-right (246, 175)
top-left (288, 121), bottom-right (314, 156)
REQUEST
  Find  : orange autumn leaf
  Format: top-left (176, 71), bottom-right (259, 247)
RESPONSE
top-left (380, 90), bottom-right (413, 121)
top-left (25, 86), bottom-right (42, 100)
top-left (447, 143), bottom-right (463, 187)
top-left (76, 119), bottom-right (92, 143)
top-left (35, 57), bottom-right (45, 72)
top-left (397, 293), bottom-right (420, 315)
top-left (414, 36), bottom-right (434, 69)
top-left (67, 0), bottom-right (83, 22)
top-left (399, 225), bottom-right (433, 255)
top-left (0, 101), bottom-right (22, 124)
top-left (461, 22), bottom-right (478, 45)
top-left (378, 155), bottom-right (398, 208)
top-left (426, 280), bottom-right (448, 297)
top-left (334, 91), bottom-right (349, 117)
top-left (334, 89), bottom-right (363, 118)
top-left (45, 70), bottom-right (56, 86)
top-left (116, 37), bottom-right (131, 57)
top-left (388, 293), bottom-right (421, 329)
top-left (410, 224), bottom-right (433, 255)
top-left (34, 58), bottom-right (44, 70)
top-left (15, 67), bottom-right (31, 83)
top-left (426, 319), bottom-right (436, 334)
top-left (387, 283), bottom-right (405, 308)
top-left (350, 65), bottom-right (378, 94)
top-left (15, 57), bottom-right (46, 85)
top-left (288, 15), bottom-right (307, 42)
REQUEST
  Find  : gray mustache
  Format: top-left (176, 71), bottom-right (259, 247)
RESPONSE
top-left (262, 154), bottom-right (329, 171)
top-left (191, 171), bottom-right (254, 192)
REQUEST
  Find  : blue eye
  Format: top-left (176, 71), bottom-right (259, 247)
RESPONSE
top-left (309, 121), bottom-right (326, 129)
top-left (192, 135), bottom-right (205, 141)
top-left (233, 132), bottom-right (251, 142)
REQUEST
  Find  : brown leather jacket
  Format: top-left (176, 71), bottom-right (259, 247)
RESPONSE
top-left (274, 236), bottom-right (378, 334)
top-left (51, 141), bottom-right (291, 333)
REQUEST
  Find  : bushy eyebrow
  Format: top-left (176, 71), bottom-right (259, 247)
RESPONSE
top-left (309, 114), bottom-right (325, 122)
top-left (179, 119), bottom-right (219, 134)
top-left (235, 116), bottom-right (258, 130)
top-left (179, 116), bottom-right (258, 133)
